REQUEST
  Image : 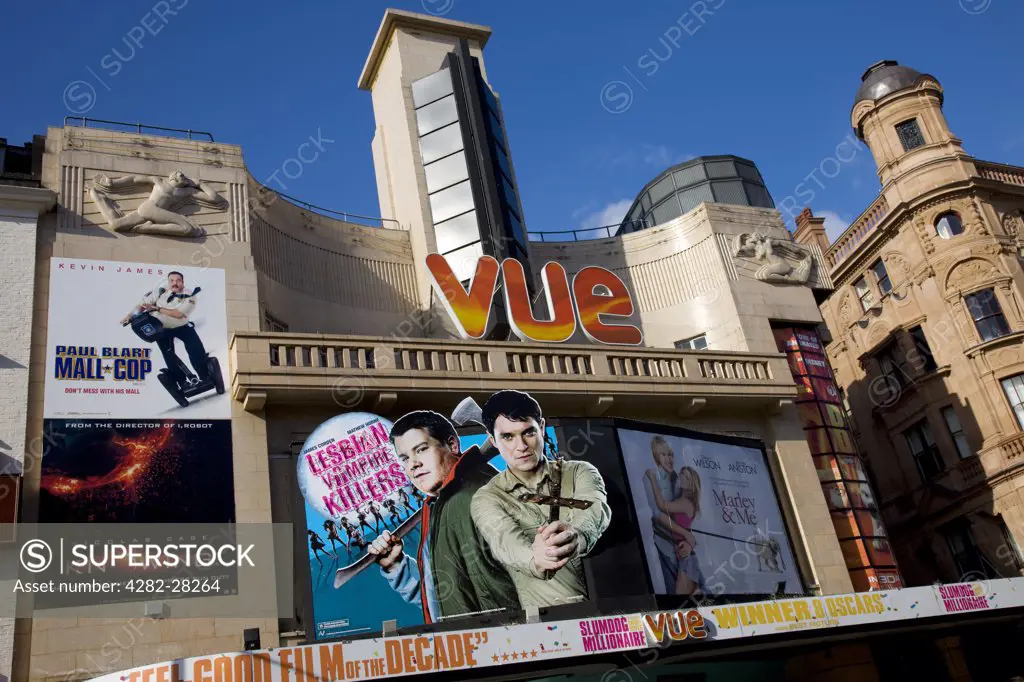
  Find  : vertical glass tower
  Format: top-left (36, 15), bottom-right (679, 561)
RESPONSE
top-left (411, 40), bottom-right (531, 288)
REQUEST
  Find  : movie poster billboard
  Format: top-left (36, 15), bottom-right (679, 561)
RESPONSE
top-left (298, 412), bottom-right (425, 639)
top-left (617, 422), bottom-right (803, 597)
top-left (772, 325), bottom-right (902, 591)
top-left (38, 420), bottom-right (234, 522)
top-left (39, 258), bottom-right (235, 523)
top-left (297, 392), bottom-right (650, 641)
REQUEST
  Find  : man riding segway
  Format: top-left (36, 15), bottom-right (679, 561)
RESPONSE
top-left (120, 271), bottom-right (224, 408)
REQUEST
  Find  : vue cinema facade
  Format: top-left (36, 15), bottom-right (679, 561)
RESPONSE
top-left (3, 8), bottom-right (1024, 682)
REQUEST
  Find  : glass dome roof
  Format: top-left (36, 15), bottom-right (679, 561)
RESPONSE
top-left (618, 155), bottom-right (774, 234)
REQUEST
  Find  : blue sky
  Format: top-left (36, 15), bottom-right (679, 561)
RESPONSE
top-left (3, 0), bottom-right (1022, 242)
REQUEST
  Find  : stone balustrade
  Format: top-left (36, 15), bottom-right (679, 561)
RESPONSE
top-left (976, 161), bottom-right (1024, 187)
top-left (958, 432), bottom-right (1024, 485)
top-left (230, 332), bottom-right (796, 415)
top-left (999, 432), bottom-right (1024, 464)
top-left (825, 195), bottom-right (890, 270)
top-left (934, 434), bottom-right (1021, 492)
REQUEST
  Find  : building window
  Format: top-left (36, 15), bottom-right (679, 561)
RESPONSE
top-left (854, 276), bottom-right (875, 311)
top-left (1001, 374), bottom-right (1024, 430)
top-left (966, 288), bottom-right (1011, 342)
top-left (895, 119), bottom-right (926, 152)
top-left (904, 419), bottom-right (945, 481)
top-left (262, 309), bottom-right (288, 333)
top-left (877, 339), bottom-right (909, 389)
top-left (941, 406), bottom-right (973, 459)
top-left (935, 212), bottom-right (964, 239)
top-left (942, 519), bottom-right (997, 580)
top-left (908, 326), bottom-right (938, 373)
top-left (997, 520), bottom-right (1024, 573)
top-left (870, 259), bottom-right (892, 296)
top-left (839, 386), bottom-right (854, 420)
top-left (675, 334), bottom-right (708, 350)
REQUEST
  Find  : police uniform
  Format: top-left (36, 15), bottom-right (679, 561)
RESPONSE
top-left (135, 285), bottom-right (208, 383)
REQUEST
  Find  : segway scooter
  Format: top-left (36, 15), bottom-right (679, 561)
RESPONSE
top-left (122, 287), bottom-right (225, 408)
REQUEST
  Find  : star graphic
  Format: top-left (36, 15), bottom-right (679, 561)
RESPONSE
top-left (502, 653), bottom-right (509, 662)
top-left (521, 651), bottom-right (528, 659)
top-left (491, 655), bottom-right (499, 663)
top-left (511, 652), bottom-right (520, 660)
top-left (530, 650), bottom-right (538, 658)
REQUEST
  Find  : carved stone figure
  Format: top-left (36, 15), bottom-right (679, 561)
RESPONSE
top-left (838, 293), bottom-right (855, 328)
top-left (945, 258), bottom-right (997, 292)
top-left (968, 197), bottom-right (988, 236)
top-left (732, 233), bottom-right (813, 284)
top-left (883, 252), bottom-right (912, 283)
top-left (913, 214), bottom-right (936, 255)
top-left (1002, 211), bottom-right (1023, 238)
top-left (89, 171), bottom-right (227, 238)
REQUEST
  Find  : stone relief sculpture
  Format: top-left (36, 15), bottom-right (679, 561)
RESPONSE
top-left (89, 170), bottom-right (227, 238)
top-left (732, 232), bottom-right (813, 284)
top-left (1002, 211), bottom-right (1023, 238)
top-left (944, 257), bottom-right (998, 293)
top-left (837, 292), bottom-right (855, 328)
top-left (882, 252), bottom-right (912, 283)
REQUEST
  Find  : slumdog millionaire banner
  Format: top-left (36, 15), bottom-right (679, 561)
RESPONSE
top-left (83, 578), bottom-right (1024, 682)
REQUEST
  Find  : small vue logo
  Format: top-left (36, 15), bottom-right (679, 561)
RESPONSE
top-left (939, 583), bottom-right (990, 613)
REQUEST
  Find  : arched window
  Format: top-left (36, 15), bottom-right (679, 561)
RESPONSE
top-left (935, 212), bottom-right (964, 239)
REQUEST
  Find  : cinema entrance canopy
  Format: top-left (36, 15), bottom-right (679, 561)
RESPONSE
top-left (85, 579), bottom-right (1024, 681)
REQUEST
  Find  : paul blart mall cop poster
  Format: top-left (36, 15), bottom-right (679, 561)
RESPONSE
top-left (296, 389), bottom-right (805, 641)
top-left (40, 257), bottom-right (235, 523)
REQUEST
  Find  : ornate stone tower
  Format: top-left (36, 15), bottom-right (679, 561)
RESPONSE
top-left (852, 60), bottom-right (971, 205)
top-left (817, 59), bottom-right (1024, 587)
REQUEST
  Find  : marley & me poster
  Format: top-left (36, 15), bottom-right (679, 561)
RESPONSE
top-left (617, 422), bottom-right (803, 598)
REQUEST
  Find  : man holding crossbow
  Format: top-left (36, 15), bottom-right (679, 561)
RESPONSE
top-left (470, 390), bottom-right (612, 610)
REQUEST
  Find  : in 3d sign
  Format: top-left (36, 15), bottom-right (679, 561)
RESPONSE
top-left (426, 254), bottom-right (643, 345)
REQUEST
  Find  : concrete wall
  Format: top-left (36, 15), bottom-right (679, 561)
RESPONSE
top-left (15, 126), bottom-right (278, 682)
top-left (0, 207), bottom-right (40, 474)
top-left (531, 203), bottom-right (829, 353)
top-left (0, 184), bottom-right (54, 682)
top-left (248, 179), bottom-right (419, 336)
top-left (367, 22), bottom-right (488, 308)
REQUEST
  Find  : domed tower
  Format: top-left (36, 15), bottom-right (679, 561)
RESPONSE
top-left (852, 60), bottom-right (970, 199)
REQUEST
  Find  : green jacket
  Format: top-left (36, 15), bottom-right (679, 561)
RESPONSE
top-left (419, 443), bottom-right (521, 621)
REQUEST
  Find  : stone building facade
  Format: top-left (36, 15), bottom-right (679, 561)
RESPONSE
top-left (4, 12), bottom-right (853, 680)
top-left (4, 13), bottom-right (1021, 682)
top-left (808, 60), bottom-right (1024, 588)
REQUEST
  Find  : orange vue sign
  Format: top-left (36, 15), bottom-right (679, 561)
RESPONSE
top-left (426, 254), bottom-right (643, 346)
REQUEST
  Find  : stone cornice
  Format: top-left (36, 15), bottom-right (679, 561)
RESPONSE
top-left (830, 186), bottom-right (988, 289)
top-left (0, 184), bottom-right (56, 216)
top-left (358, 9), bottom-right (492, 91)
top-left (963, 330), bottom-right (1024, 360)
